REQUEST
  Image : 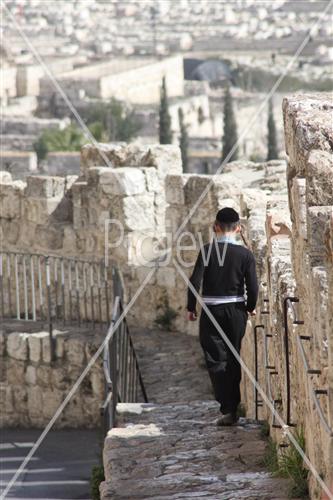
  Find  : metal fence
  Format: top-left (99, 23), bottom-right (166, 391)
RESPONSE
top-left (100, 295), bottom-right (148, 435)
top-left (0, 250), bottom-right (112, 359)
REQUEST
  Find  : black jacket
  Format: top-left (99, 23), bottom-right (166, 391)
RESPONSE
top-left (187, 240), bottom-right (258, 313)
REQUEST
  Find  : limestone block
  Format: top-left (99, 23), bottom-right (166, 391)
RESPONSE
top-left (42, 388), bottom-right (64, 419)
top-left (290, 178), bottom-right (307, 239)
top-left (24, 197), bottom-right (63, 224)
top-left (213, 173), bottom-right (242, 199)
top-left (307, 206), bottom-right (333, 265)
top-left (27, 385), bottom-right (43, 417)
top-left (25, 365), bottom-right (37, 385)
top-left (239, 189), bottom-right (267, 217)
top-left (122, 193), bottom-right (155, 231)
top-left (94, 167), bottom-right (146, 196)
top-left (42, 334), bottom-right (52, 363)
top-left (12, 385), bottom-right (28, 411)
top-left (156, 267), bottom-right (176, 288)
top-left (35, 225), bottom-right (64, 250)
top-left (283, 93), bottom-right (333, 171)
top-left (1, 219), bottom-right (20, 245)
top-left (66, 338), bottom-right (85, 366)
top-left (0, 182), bottom-right (24, 219)
top-left (165, 175), bottom-right (187, 205)
top-left (25, 175), bottom-right (65, 198)
top-left (0, 171), bottom-right (12, 183)
top-left (141, 167), bottom-right (160, 193)
top-left (184, 175), bottom-right (216, 208)
top-left (36, 365), bottom-right (50, 386)
top-left (81, 143), bottom-right (182, 179)
top-left (7, 332), bottom-right (28, 361)
top-left (28, 331), bottom-right (47, 363)
top-left (306, 150), bottom-right (333, 207)
top-left (91, 371), bottom-right (104, 396)
top-left (266, 211), bottom-right (292, 241)
top-left (142, 145), bottom-right (182, 178)
top-left (6, 361), bottom-right (25, 385)
top-left (1, 386), bottom-right (14, 413)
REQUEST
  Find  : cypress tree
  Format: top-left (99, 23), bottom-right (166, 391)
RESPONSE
top-left (178, 107), bottom-right (189, 173)
top-left (222, 84), bottom-right (238, 163)
top-left (159, 77), bottom-right (172, 144)
top-left (267, 98), bottom-right (279, 160)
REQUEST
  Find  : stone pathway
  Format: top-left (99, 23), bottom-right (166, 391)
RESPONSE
top-left (101, 328), bottom-right (293, 499)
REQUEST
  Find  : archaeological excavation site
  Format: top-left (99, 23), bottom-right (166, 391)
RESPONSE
top-left (1, 92), bottom-right (332, 499)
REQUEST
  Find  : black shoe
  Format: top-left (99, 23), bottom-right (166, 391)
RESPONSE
top-left (216, 412), bottom-right (239, 426)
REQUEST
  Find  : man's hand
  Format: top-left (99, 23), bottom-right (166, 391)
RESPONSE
top-left (248, 309), bottom-right (256, 316)
top-left (187, 311), bottom-right (197, 321)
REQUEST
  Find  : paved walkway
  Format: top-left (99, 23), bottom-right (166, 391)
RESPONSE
top-left (101, 328), bottom-right (293, 499)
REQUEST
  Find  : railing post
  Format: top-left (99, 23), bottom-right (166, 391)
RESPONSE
top-left (254, 324), bottom-right (264, 420)
top-left (0, 253), bottom-right (4, 319)
top-left (45, 257), bottom-right (55, 362)
top-left (283, 297), bottom-right (299, 427)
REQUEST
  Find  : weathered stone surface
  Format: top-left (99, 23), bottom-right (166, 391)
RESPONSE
top-left (7, 332), bottom-right (29, 360)
top-left (81, 143), bottom-right (182, 179)
top-left (306, 150), bottom-right (333, 207)
top-left (1, 323), bottom-right (105, 429)
top-left (25, 175), bottom-right (65, 198)
top-left (90, 166), bottom-right (146, 196)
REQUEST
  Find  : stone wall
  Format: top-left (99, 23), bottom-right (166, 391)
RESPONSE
top-left (0, 325), bottom-right (104, 428)
top-left (240, 93), bottom-right (333, 499)
top-left (39, 56), bottom-right (184, 107)
top-left (0, 145), bottom-right (285, 334)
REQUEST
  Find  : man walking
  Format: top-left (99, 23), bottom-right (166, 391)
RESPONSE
top-left (187, 207), bottom-right (258, 426)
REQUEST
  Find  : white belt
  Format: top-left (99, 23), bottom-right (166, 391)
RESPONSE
top-left (203, 295), bottom-right (245, 305)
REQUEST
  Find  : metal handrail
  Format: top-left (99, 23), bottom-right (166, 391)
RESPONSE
top-left (253, 324), bottom-right (264, 419)
top-left (0, 250), bottom-right (111, 360)
top-left (283, 296), bottom-right (302, 426)
top-left (100, 295), bottom-right (148, 434)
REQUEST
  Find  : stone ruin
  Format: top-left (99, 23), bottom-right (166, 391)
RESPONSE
top-left (0, 93), bottom-right (332, 497)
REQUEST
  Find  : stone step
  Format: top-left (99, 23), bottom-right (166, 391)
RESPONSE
top-left (100, 402), bottom-right (293, 500)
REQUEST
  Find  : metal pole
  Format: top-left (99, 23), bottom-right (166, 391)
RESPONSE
top-left (68, 260), bottom-right (73, 322)
top-left (30, 255), bottom-right (36, 321)
top-left (7, 253), bottom-right (12, 317)
top-left (75, 260), bottom-right (80, 326)
top-left (54, 258), bottom-right (58, 321)
top-left (46, 257), bottom-right (54, 362)
top-left (254, 324), bottom-right (264, 420)
top-left (0, 253), bottom-right (4, 319)
top-left (14, 254), bottom-right (20, 319)
top-left (22, 254), bottom-right (28, 320)
top-left (90, 263), bottom-right (95, 331)
top-left (61, 259), bottom-right (65, 326)
top-left (83, 263), bottom-right (88, 322)
top-left (38, 256), bottom-right (44, 320)
top-left (283, 297), bottom-right (298, 427)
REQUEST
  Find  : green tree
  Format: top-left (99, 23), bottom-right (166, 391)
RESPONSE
top-left (267, 98), bottom-right (279, 160)
top-left (83, 98), bottom-right (140, 142)
top-left (33, 124), bottom-right (86, 161)
top-left (222, 84), bottom-right (238, 163)
top-left (178, 107), bottom-right (189, 173)
top-left (159, 76), bottom-right (172, 144)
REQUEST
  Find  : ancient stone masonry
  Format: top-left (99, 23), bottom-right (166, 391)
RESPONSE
top-left (1, 93), bottom-right (332, 495)
top-left (240, 93), bottom-right (333, 500)
top-left (0, 144), bottom-right (283, 333)
top-left (0, 321), bottom-right (104, 428)
top-left (100, 327), bottom-right (293, 499)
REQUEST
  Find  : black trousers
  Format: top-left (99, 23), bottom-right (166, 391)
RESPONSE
top-left (199, 302), bottom-right (248, 414)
